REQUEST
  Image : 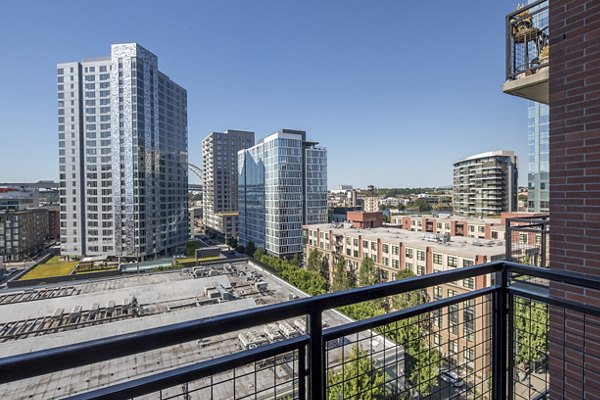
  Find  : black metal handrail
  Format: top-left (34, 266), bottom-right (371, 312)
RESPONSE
top-left (0, 261), bottom-right (502, 384)
top-left (3, 261), bottom-right (600, 399)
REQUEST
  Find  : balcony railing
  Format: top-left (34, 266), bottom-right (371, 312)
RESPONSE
top-left (1, 260), bottom-right (599, 399)
top-left (503, 0), bottom-right (549, 104)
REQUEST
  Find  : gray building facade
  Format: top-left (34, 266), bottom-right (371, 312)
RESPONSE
top-left (202, 130), bottom-right (254, 239)
top-left (58, 43), bottom-right (188, 259)
top-left (238, 129), bottom-right (327, 257)
top-left (0, 209), bottom-right (49, 262)
top-left (453, 151), bottom-right (518, 218)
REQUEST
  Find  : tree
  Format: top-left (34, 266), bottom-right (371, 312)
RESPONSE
top-left (290, 253), bottom-right (301, 267)
top-left (307, 249), bottom-right (322, 273)
top-left (358, 257), bottom-right (380, 287)
top-left (185, 241), bottom-right (202, 257)
top-left (386, 269), bottom-right (439, 397)
top-left (320, 256), bottom-right (331, 287)
top-left (255, 253), bottom-right (328, 296)
top-left (226, 236), bottom-right (238, 250)
top-left (254, 246), bottom-right (267, 258)
top-left (245, 241), bottom-right (256, 257)
top-left (327, 345), bottom-right (388, 400)
top-left (514, 297), bottom-right (548, 370)
top-left (332, 256), bottom-right (352, 292)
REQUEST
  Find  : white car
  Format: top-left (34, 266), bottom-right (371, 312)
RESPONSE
top-left (440, 371), bottom-right (465, 388)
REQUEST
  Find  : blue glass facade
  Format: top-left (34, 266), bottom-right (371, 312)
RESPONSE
top-left (527, 101), bottom-right (549, 212)
top-left (238, 130), bottom-right (327, 256)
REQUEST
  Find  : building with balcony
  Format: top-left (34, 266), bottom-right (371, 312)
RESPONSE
top-left (359, 195), bottom-right (379, 212)
top-left (453, 151), bottom-right (518, 218)
top-left (0, 208), bottom-right (49, 262)
top-left (57, 43), bottom-right (188, 259)
top-left (303, 224), bottom-right (504, 383)
top-left (502, 0), bottom-right (549, 104)
top-left (238, 129), bottom-right (327, 257)
top-left (202, 130), bottom-right (255, 239)
top-left (390, 214), bottom-right (505, 240)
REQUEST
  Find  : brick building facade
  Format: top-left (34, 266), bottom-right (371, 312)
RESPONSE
top-left (548, 1), bottom-right (600, 398)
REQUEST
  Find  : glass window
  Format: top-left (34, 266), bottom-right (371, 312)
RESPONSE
top-left (464, 348), bottom-right (474, 362)
top-left (463, 277), bottom-right (474, 289)
top-left (416, 250), bottom-right (425, 261)
top-left (433, 253), bottom-right (442, 264)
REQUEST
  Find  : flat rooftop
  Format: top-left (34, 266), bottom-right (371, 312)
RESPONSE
top-left (305, 223), bottom-right (506, 257)
top-left (391, 213), bottom-right (504, 225)
top-left (0, 260), bottom-right (400, 399)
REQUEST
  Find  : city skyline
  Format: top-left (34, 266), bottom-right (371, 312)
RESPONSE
top-left (0, 1), bottom-right (528, 187)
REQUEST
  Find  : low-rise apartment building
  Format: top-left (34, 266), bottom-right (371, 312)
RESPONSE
top-left (303, 223), bottom-right (505, 383)
top-left (390, 214), bottom-right (505, 240)
top-left (0, 209), bottom-right (49, 262)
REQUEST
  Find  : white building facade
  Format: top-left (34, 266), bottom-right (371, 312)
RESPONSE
top-left (58, 43), bottom-right (188, 259)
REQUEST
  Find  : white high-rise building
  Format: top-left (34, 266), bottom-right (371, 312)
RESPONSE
top-left (238, 129), bottom-right (327, 257)
top-left (57, 43), bottom-right (188, 259)
top-left (453, 151), bottom-right (518, 218)
top-left (202, 130), bottom-right (254, 239)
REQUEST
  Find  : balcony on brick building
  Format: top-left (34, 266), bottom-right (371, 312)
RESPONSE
top-left (502, 0), bottom-right (549, 104)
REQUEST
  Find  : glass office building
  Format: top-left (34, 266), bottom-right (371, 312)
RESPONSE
top-left (527, 101), bottom-right (550, 212)
top-left (238, 130), bottom-right (327, 257)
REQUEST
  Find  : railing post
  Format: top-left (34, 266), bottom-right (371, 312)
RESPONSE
top-left (505, 218), bottom-right (512, 262)
top-left (506, 12), bottom-right (512, 80)
top-left (299, 345), bottom-right (306, 400)
top-left (308, 310), bottom-right (325, 400)
top-left (492, 267), bottom-right (509, 399)
top-left (507, 290), bottom-right (515, 400)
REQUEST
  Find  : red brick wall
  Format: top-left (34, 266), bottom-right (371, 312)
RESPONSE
top-left (549, 1), bottom-right (600, 397)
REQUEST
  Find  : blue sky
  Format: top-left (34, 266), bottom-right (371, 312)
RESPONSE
top-left (0, 1), bottom-right (527, 188)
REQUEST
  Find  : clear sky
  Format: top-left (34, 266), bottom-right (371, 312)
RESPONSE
top-left (0, 1), bottom-right (528, 188)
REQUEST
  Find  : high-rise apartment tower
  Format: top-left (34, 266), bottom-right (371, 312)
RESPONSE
top-left (57, 43), bottom-right (188, 259)
top-left (452, 151), bottom-right (518, 218)
top-left (202, 130), bottom-right (254, 239)
top-left (238, 129), bottom-right (327, 257)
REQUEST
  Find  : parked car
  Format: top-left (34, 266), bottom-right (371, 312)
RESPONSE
top-left (440, 371), bottom-right (465, 387)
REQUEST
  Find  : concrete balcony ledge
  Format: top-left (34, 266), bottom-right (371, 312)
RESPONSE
top-left (502, 67), bottom-right (549, 104)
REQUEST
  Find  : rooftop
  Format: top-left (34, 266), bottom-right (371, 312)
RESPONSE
top-left (0, 260), bottom-right (386, 399)
top-left (305, 223), bottom-right (506, 257)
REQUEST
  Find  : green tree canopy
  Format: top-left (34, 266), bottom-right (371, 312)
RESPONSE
top-left (254, 246), bottom-right (267, 258)
top-left (307, 249), bottom-right (322, 273)
top-left (514, 297), bottom-right (548, 369)
top-left (226, 236), bottom-right (238, 249)
top-left (358, 257), bottom-right (380, 287)
top-left (245, 241), bottom-right (256, 257)
top-left (332, 256), bottom-right (353, 292)
top-left (255, 253), bottom-right (327, 296)
top-left (327, 345), bottom-right (388, 400)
